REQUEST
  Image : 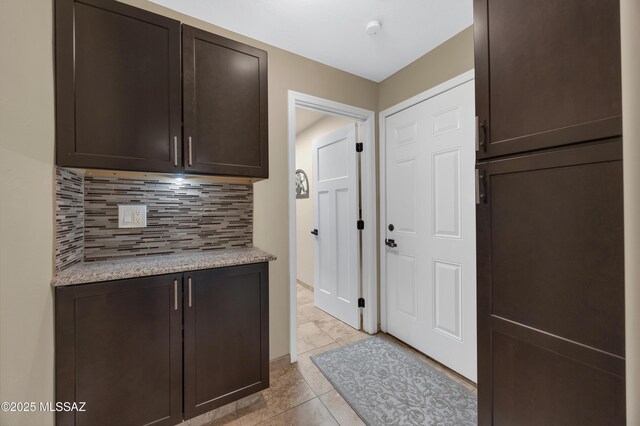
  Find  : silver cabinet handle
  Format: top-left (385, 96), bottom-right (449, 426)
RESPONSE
top-left (188, 137), bottom-right (193, 166)
top-left (188, 277), bottom-right (192, 307)
top-left (173, 279), bottom-right (178, 310)
top-left (173, 136), bottom-right (178, 166)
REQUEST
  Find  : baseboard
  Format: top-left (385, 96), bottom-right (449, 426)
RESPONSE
top-left (296, 279), bottom-right (314, 292)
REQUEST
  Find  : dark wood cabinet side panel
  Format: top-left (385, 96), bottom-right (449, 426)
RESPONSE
top-left (184, 263), bottom-right (269, 419)
top-left (183, 25), bottom-right (268, 178)
top-left (492, 332), bottom-right (625, 426)
top-left (55, 275), bottom-right (183, 426)
top-left (474, 0), bottom-right (622, 159)
top-left (55, 0), bottom-right (182, 172)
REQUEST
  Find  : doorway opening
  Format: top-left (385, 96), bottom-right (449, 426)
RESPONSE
top-left (287, 92), bottom-right (377, 363)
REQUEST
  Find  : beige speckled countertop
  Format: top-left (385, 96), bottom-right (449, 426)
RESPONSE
top-left (52, 247), bottom-right (276, 287)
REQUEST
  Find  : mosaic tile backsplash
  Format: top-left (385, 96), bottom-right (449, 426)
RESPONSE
top-left (83, 175), bottom-right (253, 261)
top-left (54, 167), bottom-right (253, 267)
top-left (55, 168), bottom-right (84, 272)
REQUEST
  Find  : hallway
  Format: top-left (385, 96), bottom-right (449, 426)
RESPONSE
top-left (200, 283), bottom-right (475, 425)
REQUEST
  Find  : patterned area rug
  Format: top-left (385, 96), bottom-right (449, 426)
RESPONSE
top-left (311, 336), bottom-right (477, 425)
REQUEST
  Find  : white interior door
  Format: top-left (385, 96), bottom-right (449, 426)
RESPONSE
top-left (385, 80), bottom-right (477, 381)
top-left (312, 124), bottom-right (360, 329)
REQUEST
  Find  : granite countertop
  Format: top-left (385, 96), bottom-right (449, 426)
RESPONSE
top-left (52, 247), bottom-right (277, 287)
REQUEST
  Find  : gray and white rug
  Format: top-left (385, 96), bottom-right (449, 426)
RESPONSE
top-left (311, 336), bottom-right (477, 426)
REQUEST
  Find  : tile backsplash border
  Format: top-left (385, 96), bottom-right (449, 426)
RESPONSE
top-left (55, 168), bottom-right (84, 272)
top-left (54, 167), bottom-right (254, 270)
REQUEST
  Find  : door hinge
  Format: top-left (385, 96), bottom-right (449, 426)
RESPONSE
top-left (356, 142), bottom-right (363, 152)
top-left (357, 220), bottom-right (364, 230)
top-left (358, 298), bottom-right (365, 308)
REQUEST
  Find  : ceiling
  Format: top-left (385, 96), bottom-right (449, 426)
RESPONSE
top-left (149, 0), bottom-right (473, 82)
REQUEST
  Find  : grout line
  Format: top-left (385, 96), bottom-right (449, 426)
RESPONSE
top-left (317, 394), bottom-right (342, 426)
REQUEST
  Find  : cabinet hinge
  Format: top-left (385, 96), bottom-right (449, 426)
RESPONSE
top-left (357, 220), bottom-right (364, 230)
top-left (356, 142), bottom-right (363, 152)
top-left (358, 298), bottom-right (365, 308)
top-left (475, 169), bottom-right (487, 204)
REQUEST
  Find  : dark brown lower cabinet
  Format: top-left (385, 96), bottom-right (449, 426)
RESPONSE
top-left (55, 274), bottom-right (183, 426)
top-left (55, 263), bottom-right (270, 426)
top-left (476, 140), bottom-right (626, 425)
top-left (184, 263), bottom-right (269, 419)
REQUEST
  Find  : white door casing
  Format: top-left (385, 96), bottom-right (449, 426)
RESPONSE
top-left (384, 79), bottom-right (477, 381)
top-left (312, 124), bottom-right (360, 329)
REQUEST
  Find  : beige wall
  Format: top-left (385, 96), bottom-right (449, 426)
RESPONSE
top-left (0, 1), bottom-right (56, 425)
top-left (295, 114), bottom-right (353, 288)
top-left (378, 26), bottom-right (475, 112)
top-left (621, 0), bottom-right (640, 422)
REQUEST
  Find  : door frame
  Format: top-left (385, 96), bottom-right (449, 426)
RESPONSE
top-left (378, 69), bottom-right (475, 332)
top-left (288, 91), bottom-right (377, 362)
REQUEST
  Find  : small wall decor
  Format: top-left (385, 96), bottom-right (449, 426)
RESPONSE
top-left (295, 169), bottom-right (309, 199)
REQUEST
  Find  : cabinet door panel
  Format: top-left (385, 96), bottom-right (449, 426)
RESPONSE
top-left (476, 141), bottom-right (625, 424)
top-left (55, 274), bottom-right (183, 426)
top-left (55, 0), bottom-right (181, 172)
top-left (474, 0), bottom-right (621, 158)
top-left (184, 263), bottom-right (269, 419)
top-left (183, 25), bottom-right (268, 178)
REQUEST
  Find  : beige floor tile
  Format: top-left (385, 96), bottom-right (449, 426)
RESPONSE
top-left (297, 310), bottom-right (313, 326)
top-left (210, 366), bottom-right (316, 426)
top-left (314, 317), bottom-right (363, 342)
top-left (298, 303), bottom-right (334, 322)
top-left (295, 342), bottom-right (340, 396)
top-left (335, 332), bottom-right (370, 347)
top-left (297, 322), bottom-right (335, 354)
top-left (319, 390), bottom-right (365, 426)
top-left (259, 398), bottom-right (338, 426)
top-left (296, 288), bottom-right (314, 306)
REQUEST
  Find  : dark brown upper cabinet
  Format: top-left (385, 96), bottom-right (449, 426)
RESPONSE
top-left (474, 0), bottom-right (622, 159)
top-left (55, 1), bottom-right (269, 178)
top-left (183, 263), bottom-right (269, 419)
top-left (182, 25), bottom-right (269, 178)
top-left (55, 0), bottom-right (182, 173)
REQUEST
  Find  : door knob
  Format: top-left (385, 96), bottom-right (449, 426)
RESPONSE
top-left (385, 238), bottom-right (397, 248)
top-left (311, 229), bottom-right (319, 236)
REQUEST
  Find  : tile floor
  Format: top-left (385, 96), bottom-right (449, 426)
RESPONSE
top-left (196, 283), bottom-right (476, 426)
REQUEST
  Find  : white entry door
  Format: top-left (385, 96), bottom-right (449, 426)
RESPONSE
top-left (384, 80), bottom-right (477, 381)
top-left (312, 124), bottom-right (360, 329)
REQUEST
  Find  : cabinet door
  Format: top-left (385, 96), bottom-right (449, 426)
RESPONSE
top-left (183, 25), bottom-right (269, 178)
top-left (476, 141), bottom-right (625, 425)
top-left (55, 274), bottom-right (183, 426)
top-left (474, 0), bottom-right (622, 159)
top-left (184, 263), bottom-right (269, 419)
top-left (55, 0), bottom-right (182, 172)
